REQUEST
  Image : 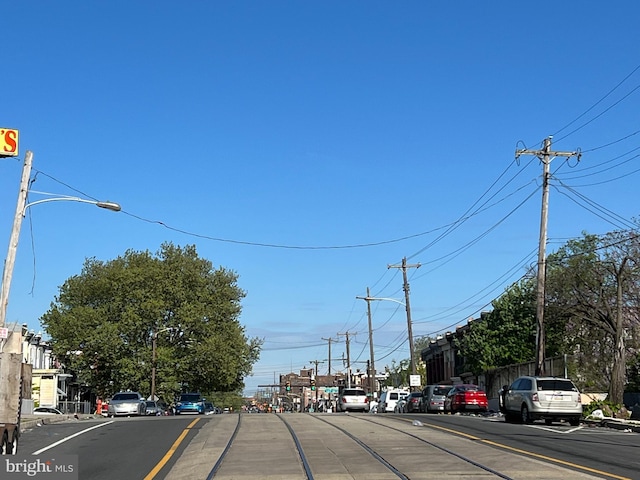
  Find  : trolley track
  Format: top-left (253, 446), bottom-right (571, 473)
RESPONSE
top-left (203, 412), bottom-right (521, 479)
top-left (204, 413), bottom-right (314, 480)
top-left (312, 414), bottom-right (516, 480)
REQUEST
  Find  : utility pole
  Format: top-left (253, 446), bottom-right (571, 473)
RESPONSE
top-left (516, 137), bottom-right (580, 376)
top-left (309, 359), bottom-right (324, 406)
top-left (337, 332), bottom-right (354, 388)
top-left (356, 288), bottom-right (376, 396)
top-left (321, 337), bottom-right (334, 375)
top-left (0, 150), bottom-right (33, 335)
top-left (388, 257), bottom-right (421, 381)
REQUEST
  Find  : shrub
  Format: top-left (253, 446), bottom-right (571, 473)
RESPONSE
top-left (583, 399), bottom-right (628, 419)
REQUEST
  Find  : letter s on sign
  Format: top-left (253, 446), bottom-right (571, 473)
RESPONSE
top-left (4, 130), bottom-right (17, 153)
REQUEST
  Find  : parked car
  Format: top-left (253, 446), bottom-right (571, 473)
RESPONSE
top-left (107, 392), bottom-right (147, 417)
top-left (33, 407), bottom-right (63, 415)
top-left (145, 400), bottom-right (162, 416)
top-left (444, 385), bottom-right (488, 414)
top-left (404, 392), bottom-right (423, 413)
top-left (500, 376), bottom-right (582, 426)
top-left (421, 385), bottom-right (451, 413)
top-left (394, 395), bottom-right (409, 413)
top-left (175, 393), bottom-right (206, 414)
top-left (156, 401), bottom-right (169, 415)
top-left (337, 388), bottom-right (370, 412)
top-left (204, 402), bottom-right (217, 415)
top-left (378, 389), bottom-right (409, 413)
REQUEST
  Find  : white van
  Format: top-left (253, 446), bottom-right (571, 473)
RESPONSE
top-left (378, 389), bottom-right (409, 413)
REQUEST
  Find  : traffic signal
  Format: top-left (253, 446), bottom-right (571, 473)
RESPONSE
top-left (285, 381), bottom-right (291, 392)
top-left (310, 378), bottom-right (316, 391)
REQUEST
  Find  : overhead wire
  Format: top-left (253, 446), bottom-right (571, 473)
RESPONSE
top-left (550, 62), bottom-right (640, 144)
top-left (406, 156), bottom-right (536, 261)
top-left (412, 247), bottom-right (538, 325)
top-left (553, 181), bottom-right (637, 231)
top-left (413, 184), bottom-right (540, 279)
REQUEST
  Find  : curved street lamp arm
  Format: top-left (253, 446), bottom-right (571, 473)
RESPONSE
top-left (24, 196), bottom-right (121, 213)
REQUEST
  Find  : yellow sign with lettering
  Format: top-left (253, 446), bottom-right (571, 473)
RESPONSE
top-left (0, 128), bottom-right (19, 157)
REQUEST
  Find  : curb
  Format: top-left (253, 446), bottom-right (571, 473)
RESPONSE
top-left (20, 414), bottom-right (104, 432)
top-left (583, 418), bottom-right (640, 433)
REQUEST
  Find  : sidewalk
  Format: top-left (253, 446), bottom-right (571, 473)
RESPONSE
top-left (583, 416), bottom-right (640, 433)
top-left (20, 413), bottom-right (104, 432)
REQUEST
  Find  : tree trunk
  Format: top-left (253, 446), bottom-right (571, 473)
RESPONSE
top-left (609, 269), bottom-right (627, 405)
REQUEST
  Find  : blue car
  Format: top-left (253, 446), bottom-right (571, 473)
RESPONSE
top-left (175, 393), bottom-right (205, 414)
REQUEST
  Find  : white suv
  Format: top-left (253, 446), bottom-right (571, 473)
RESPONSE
top-left (337, 388), bottom-right (369, 412)
top-left (500, 376), bottom-right (582, 426)
top-left (378, 389), bottom-right (409, 413)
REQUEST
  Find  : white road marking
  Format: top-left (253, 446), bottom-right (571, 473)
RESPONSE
top-left (32, 421), bottom-right (115, 454)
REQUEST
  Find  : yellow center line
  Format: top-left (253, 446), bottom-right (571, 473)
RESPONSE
top-left (420, 422), bottom-right (631, 480)
top-left (144, 418), bottom-right (201, 480)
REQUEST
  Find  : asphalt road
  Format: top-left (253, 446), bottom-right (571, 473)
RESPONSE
top-left (16, 412), bottom-right (640, 480)
top-left (19, 415), bottom-right (201, 480)
top-left (398, 411), bottom-right (640, 479)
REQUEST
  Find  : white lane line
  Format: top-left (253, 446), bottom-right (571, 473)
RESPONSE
top-left (32, 421), bottom-right (114, 454)
top-left (526, 424), bottom-right (584, 434)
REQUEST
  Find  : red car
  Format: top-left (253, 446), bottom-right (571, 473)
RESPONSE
top-left (444, 384), bottom-right (488, 413)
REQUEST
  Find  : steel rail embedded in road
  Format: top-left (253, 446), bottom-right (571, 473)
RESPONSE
top-left (312, 415), bottom-right (409, 480)
top-left (205, 413), bottom-right (243, 480)
top-left (276, 414), bottom-right (314, 480)
top-left (205, 413), bottom-right (314, 480)
top-left (342, 415), bottom-right (515, 480)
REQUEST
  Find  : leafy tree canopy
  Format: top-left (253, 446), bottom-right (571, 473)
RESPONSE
top-left (41, 243), bottom-right (262, 401)
top-left (456, 279), bottom-right (537, 375)
top-left (545, 230), bottom-right (640, 402)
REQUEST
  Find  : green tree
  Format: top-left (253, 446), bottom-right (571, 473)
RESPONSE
top-left (41, 243), bottom-right (262, 400)
top-left (456, 279), bottom-right (538, 375)
top-left (546, 231), bottom-right (640, 403)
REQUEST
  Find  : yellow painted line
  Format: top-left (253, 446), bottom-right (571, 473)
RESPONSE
top-left (479, 439), bottom-right (631, 480)
top-left (144, 418), bottom-right (201, 480)
top-left (420, 422), bottom-right (630, 480)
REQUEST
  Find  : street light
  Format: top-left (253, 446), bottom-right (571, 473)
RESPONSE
top-left (0, 151), bottom-right (122, 335)
top-left (150, 327), bottom-right (175, 401)
top-left (357, 295), bottom-right (417, 388)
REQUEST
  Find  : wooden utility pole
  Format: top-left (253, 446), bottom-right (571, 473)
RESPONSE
top-left (321, 337), bottom-right (334, 375)
top-left (356, 288), bottom-right (376, 395)
top-left (0, 151), bottom-right (33, 334)
top-left (516, 137), bottom-right (580, 376)
top-left (337, 331), bottom-right (354, 388)
top-left (388, 257), bottom-right (421, 379)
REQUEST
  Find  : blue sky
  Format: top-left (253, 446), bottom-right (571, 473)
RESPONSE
top-left (2, 2), bottom-right (639, 396)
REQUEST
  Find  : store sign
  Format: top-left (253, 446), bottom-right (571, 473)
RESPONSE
top-left (0, 128), bottom-right (19, 157)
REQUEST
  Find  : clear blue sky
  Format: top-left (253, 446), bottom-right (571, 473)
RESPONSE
top-left (2, 2), bottom-right (639, 396)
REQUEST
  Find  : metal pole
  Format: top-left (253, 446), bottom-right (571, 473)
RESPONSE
top-left (151, 333), bottom-right (157, 400)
